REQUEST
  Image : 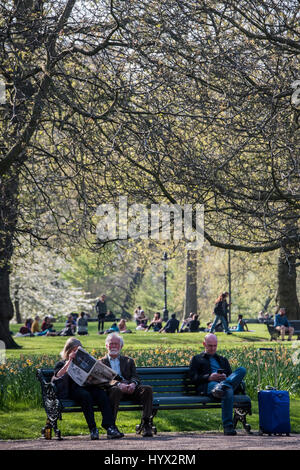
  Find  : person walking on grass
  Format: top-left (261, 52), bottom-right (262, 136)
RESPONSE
top-left (96, 294), bottom-right (107, 333)
top-left (209, 292), bottom-right (231, 335)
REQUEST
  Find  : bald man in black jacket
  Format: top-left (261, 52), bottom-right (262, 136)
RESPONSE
top-left (189, 334), bottom-right (246, 435)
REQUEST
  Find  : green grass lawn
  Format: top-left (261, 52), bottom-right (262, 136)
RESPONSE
top-left (1, 400), bottom-right (300, 440)
top-left (7, 320), bottom-right (275, 358)
top-left (1, 320), bottom-right (300, 440)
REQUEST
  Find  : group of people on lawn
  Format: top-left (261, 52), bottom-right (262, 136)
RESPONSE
top-left (16, 312), bottom-right (89, 337)
top-left (132, 292), bottom-right (249, 334)
top-left (18, 288), bottom-right (294, 341)
top-left (17, 290), bottom-right (258, 339)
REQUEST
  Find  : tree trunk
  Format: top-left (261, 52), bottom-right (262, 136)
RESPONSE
top-left (121, 266), bottom-right (145, 318)
top-left (14, 286), bottom-right (22, 324)
top-left (0, 170), bottom-right (21, 349)
top-left (276, 247), bottom-right (300, 320)
top-left (0, 267), bottom-right (21, 349)
top-left (227, 250), bottom-right (232, 323)
top-left (262, 295), bottom-right (273, 313)
top-left (184, 250), bottom-right (198, 320)
top-left (275, 98), bottom-right (300, 320)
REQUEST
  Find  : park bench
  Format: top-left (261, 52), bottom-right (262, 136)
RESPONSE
top-left (36, 366), bottom-right (252, 439)
top-left (266, 320), bottom-right (300, 341)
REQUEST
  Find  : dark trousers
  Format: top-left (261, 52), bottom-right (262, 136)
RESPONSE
top-left (108, 385), bottom-right (153, 421)
top-left (98, 318), bottom-right (105, 332)
top-left (70, 384), bottom-right (115, 431)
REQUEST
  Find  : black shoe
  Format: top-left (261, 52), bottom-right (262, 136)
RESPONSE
top-left (224, 428), bottom-right (237, 436)
top-left (90, 428), bottom-right (99, 440)
top-left (107, 425), bottom-right (124, 439)
top-left (142, 419), bottom-right (153, 437)
top-left (211, 383), bottom-right (230, 399)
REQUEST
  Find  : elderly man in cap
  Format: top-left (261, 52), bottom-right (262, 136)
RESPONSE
top-left (189, 333), bottom-right (246, 435)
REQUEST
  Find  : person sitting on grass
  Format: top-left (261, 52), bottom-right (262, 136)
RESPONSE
top-left (77, 311), bottom-right (88, 336)
top-left (118, 318), bottom-right (132, 334)
top-left (188, 314), bottom-right (200, 332)
top-left (179, 312), bottom-right (194, 332)
top-left (41, 316), bottom-right (55, 333)
top-left (146, 312), bottom-right (163, 332)
top-left (105, 310), bottom-right (116, 322)
top-left (159, 313), bottom-right (179, 333)
top-left (230, 315), bottom-right (249, 332)
top-left (135, 311), bottom-right (148, 330)
top-left (31, 315), bottom-right (53, 336)
top-left (15, 320), bottom-right (34, 337)
top-left (31, 315), bottom-right (41, 334)
top-left (104, 322), bottom-right (119, 334)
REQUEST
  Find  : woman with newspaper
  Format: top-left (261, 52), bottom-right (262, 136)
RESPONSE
top-left (53, 338), bottom-right (124, 440)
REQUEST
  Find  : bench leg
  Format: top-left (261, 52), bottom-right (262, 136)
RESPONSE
top-left (136, 410), bottom-right (158, 435)
top-left (41, 417), bottom-right (62, 440)
top-left (41, 419), bottom-right (52, 439)
top-left (52, 421), bottom-right (62, 440)
top-left (233, 408), bottom-right (252, 434)
top-left (271, 333), bottom-right (280, 341)
top-left (151, 408), bottom-right (158, 435)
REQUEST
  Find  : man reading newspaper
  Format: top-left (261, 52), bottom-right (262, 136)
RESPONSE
top-left (68, 346), bottom-right (120, 387)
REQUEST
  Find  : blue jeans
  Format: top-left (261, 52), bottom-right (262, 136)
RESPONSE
top-left (207, 367), bottom-right (246, 429)
top-left (210, 315), bottom-right (229, 333)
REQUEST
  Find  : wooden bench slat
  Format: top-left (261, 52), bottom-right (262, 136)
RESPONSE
top-left (141, 374), bottom-right (189, 381)
top-left (152, 386), bottom-right (196, 392)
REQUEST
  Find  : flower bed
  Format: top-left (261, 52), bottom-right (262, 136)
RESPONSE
top-left (1, 345), bottom-right (300, 409)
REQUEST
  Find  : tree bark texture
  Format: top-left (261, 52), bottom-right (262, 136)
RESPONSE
top-left (0, 170), bottom-right (21, 348)
top-left (121, 266), bottom-right (145, 318)
top-left (184, 250), bottom-right (198, 319)
top-left (277, 248), bottom-right (300, 320)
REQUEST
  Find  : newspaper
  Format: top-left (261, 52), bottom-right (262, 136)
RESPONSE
top-left (67, 347), bottom-right (117, 387)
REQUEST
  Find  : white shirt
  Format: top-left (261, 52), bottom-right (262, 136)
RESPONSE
top-left (108, 355), bottom-right (121, 377)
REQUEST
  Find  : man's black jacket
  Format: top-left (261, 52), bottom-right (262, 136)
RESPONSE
top-left (189, 352), bottom-right (232, 395)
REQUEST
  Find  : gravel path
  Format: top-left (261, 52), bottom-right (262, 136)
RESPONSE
top-left (0, 431), bottom-right (298, 451)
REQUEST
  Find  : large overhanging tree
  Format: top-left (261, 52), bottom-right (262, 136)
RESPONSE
top-left (90, 0), bottom-right (300, 317)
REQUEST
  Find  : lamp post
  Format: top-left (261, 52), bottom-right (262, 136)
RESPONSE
top-left (162, 252), bottom-right (169, 322)
top-left (228, 249), bottom-right (232, 324)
